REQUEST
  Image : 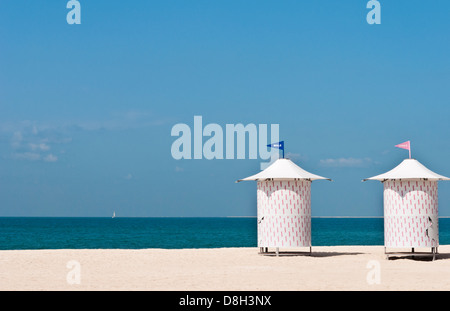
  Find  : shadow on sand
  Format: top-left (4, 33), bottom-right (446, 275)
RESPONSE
top-left (387, 252), bottom-right (450, 262)
top-left (259, 251), bottom-right (364, 258)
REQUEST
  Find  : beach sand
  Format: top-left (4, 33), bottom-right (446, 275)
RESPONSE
top-left (1, 245), bottom-right (450, 291)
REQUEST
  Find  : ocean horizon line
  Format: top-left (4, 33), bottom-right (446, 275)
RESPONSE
top-left (2, 215), bottom-right (450, 218)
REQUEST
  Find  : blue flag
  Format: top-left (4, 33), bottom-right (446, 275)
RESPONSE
top-left (267, 141), bottom-right (284, 158)
top-left (267, 141), bottom-right (284, 150)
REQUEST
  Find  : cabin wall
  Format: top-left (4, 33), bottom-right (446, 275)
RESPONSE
top-left (257, 180), bottom-right (311, 248)
top-left (383, 180), bottom-right (438, 248)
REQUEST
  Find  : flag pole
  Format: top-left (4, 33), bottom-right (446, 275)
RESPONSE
top-left (267, 141), bottom-right (285, 159)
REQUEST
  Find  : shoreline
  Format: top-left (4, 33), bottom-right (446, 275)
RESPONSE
top-left (1, 245), bottom-right (450, 291)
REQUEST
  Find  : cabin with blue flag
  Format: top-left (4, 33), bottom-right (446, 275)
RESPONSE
top-left (237, 158), bottom-right (331, 256)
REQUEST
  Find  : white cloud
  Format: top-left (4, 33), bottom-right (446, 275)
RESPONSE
top-left (6, 123), bottom-right (69, 162)
top-left (285, 152), bottom-right (308, 162)
top-left (29, 143), bottom-right (50, 151)
top-left (2, 112), bottom-right (167, 163)
top-left (1, 111), bottom-right (166, 137)
top-left (11, 131), bottom-right (23, 149)
top-left (43, 154), bottom-right (58, 162)
top-left (125, 173), bottom-right (133, 180)
top-left (12, 152), bottom-right (41, 161)
top-left (74, 110), bottom-right (166, 131)
top-left (319, 157), bottom-right (373, 168)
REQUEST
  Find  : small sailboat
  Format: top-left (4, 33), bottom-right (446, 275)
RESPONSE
top-left (112, 211), bottom-right (115, 218)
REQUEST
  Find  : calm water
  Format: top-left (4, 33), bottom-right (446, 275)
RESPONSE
top-left (1, 217), bottom-right (450, 250)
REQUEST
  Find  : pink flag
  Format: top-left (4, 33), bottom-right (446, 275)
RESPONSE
top-left (395, 141), bottom-right (411, 158)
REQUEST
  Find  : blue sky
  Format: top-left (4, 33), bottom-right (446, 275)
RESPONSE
top-left (1, 1), bottom-right (449, 217)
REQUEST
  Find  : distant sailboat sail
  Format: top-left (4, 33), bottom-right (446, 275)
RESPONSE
top-left (112, 211), bottom-right (115, 218)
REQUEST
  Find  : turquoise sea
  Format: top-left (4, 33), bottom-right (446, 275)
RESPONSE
top-left (2, 217), bottom-right (450, 250)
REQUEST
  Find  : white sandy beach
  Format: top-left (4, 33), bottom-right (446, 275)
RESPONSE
top-left (1, 245), bottom-right (450, 291)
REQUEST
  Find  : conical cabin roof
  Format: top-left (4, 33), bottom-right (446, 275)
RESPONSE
top-left (237, 158), bottom-right (331, 182)
top-left (363, 158), bottom-right (450, 182)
